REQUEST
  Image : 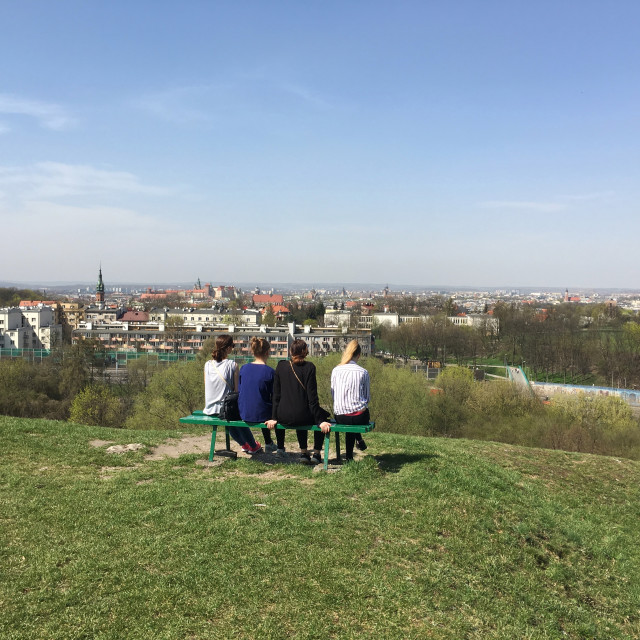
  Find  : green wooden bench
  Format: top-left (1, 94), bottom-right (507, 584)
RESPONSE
top-left (179, 410), bottom-right (375, 471)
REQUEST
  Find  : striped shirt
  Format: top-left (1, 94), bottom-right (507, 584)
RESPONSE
top-left (331, 360), bottom-right (370, 416)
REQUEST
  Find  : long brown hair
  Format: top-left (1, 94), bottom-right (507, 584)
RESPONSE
top-left (212, 334), bottom-right (234, 362)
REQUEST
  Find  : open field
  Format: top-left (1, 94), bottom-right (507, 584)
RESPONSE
top-left (1, 416), bottom-right (639, 639)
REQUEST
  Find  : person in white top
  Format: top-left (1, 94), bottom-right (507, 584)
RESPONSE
top-left (331, 339), bottom-right (370, 461)
top-left (203, 334), bottom-right (262, 454)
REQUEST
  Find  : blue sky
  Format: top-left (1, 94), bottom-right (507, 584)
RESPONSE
top-left (1, 1), bottom-right (639, 288)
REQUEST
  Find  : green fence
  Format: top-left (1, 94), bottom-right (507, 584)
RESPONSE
top-left (0, 348), bottom-right (257, 367)
top-left (0, 348), bottom-right (51, 361)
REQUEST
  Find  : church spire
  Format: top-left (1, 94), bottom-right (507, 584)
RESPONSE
top-left (96, 265), bottom-right (105, 307)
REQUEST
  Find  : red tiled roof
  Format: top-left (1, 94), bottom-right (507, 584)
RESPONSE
top-left (261, 305), bottom-right (290, 314)
top-left (121, 311), bottom-right (149, 322)
top-left (253, 294), bottom-right (283, 304)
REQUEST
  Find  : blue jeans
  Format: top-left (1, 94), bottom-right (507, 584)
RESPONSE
top-left (227, 426), bottom-right (257, 448)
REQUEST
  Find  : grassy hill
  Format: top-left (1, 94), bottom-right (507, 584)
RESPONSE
top-left (1, 416), bottom-right (639, 639)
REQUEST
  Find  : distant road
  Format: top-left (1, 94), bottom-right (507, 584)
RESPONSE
top-left (508, 366), bottom-right (531, 390)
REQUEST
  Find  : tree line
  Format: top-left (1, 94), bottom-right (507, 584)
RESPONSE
top-left (376, 301), bottom-right (640, 388)
top-left (0, 287), bottom-right (52, 307)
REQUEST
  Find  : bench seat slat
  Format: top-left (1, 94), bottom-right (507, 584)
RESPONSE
top-left (179, 415), bottom-right (374, 433)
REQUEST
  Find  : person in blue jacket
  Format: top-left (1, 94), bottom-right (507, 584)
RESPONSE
top-left (238, 336), bottom-right (277, 453)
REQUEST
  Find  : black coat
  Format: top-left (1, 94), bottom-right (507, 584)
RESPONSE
top-left (272, 360), bottom-right (330, 426)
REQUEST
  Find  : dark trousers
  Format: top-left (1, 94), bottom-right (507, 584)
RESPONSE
top-left (275, 426), bottom-right (324, 451)
top-left (243, 423), bottom-right (274, 446)
top-left (334, 409), bottom-right (370, 459)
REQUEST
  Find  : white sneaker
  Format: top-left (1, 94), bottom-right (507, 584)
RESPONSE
top-left (275, 448), bottom-right (286, 458)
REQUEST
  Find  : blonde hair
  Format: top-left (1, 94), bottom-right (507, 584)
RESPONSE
top-left (340, 339), bottom-right (361, 365)
top-left (250, 336), bottom-right (270, 358)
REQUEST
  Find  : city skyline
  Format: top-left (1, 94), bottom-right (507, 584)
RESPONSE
top-left (1, 2), bottom-right (639, 287)
top-left (1, 276), bottom-right (637, 297)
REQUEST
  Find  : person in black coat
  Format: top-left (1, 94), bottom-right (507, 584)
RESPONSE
top-left (265, 339), bottom-right (331, 464)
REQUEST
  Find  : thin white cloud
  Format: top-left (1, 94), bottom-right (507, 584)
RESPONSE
top-left (131, 85), bottom-right (219, 125)
top-left (0, 94), bottom-right (76, 130)
top-left (0, 162), bottom-right (171, 199)
top-left (560, 191), bottom-right (616, 202)
top-left (0, 121), bottom-right (10, 135)
top-left (132, 77), bottom-right (336, 125)
top-left (479, 200), bottom-right (566, 213)
top-left (281, 83), bottom-right (335, 110)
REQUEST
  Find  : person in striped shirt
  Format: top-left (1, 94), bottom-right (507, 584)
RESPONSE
top-left (331, 339), bottom-right (370, 462)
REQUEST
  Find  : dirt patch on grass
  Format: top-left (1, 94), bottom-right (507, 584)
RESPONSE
top-left (107, 443), bottom-right (145, 454)
top-left (145, 435), bottom-right (212, 460)
top-left (89, 439), bottom-right (115, 448)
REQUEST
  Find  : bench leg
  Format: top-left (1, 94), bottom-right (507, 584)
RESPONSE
top-left (323, 433), bottom-right (330, 471)
top-left (209, 427), bottom-right (217, 461)
top-left (212, 427), bottom-right (237, 459)
top-left (335, 432), bottom-right (341, 461)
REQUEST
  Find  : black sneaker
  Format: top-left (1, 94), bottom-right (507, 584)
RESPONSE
top-left (299, 452), bottom-right (312, 464)
top-left (355, 438), bottom-right (367, 451)
top-left (311, 452), bottom-right (322, 465)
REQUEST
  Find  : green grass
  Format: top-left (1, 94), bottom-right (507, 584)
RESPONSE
top-left (1, 416), bottom-right (639, 639)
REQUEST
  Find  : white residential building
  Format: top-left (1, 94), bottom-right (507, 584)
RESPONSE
top-left (0, 306), bottom-right (63, 349)
top-left (72, 319), bottom-right (371, 359)
top-left (447, 314), bottom-right (499, 333)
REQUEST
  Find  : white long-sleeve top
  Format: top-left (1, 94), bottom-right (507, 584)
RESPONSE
top-left (331, 360), bottom-right (370, 416)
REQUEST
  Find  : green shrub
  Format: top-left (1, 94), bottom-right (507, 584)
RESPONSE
top-left (69, 385), bottom-right (125, 428)
top-left (545, 394), bottom-right (640, 456)
top-left (126, 360), bottom-right (203, 430)
top-left (467, 379), bottom-right (541, 419)
top-left (0, 358), bottom-right (69, 420)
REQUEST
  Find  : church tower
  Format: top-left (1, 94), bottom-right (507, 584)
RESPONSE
top-left (96, 266), bottom-right (105, 308)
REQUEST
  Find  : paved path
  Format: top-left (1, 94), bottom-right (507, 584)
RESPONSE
top-left (508, 366), bottom-right (531, 391)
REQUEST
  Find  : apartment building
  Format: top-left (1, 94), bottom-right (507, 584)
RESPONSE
top-left (0, 306), bottom-right (63, 349)
top-left (84, 306), bottom-right (124, 323)
top-left (368, 312), bottom-right (430, 328)
top-left (72, 320), bottom-right (371, 359)
top-left (447, 314), bottom-right (499, 333)
top-left (149, 307), bottom-right (260, 327)
top-left (60, 302), bottom-right (85, 341)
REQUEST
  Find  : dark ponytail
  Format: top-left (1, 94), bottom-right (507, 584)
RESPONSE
top-left (212, 334), bottom-right (234, 362)
top-left (290, 339), bottom-right (308, 364)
